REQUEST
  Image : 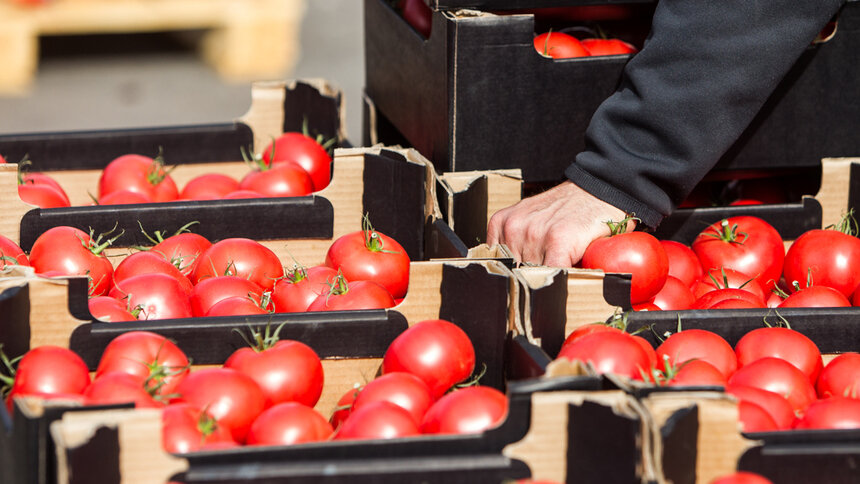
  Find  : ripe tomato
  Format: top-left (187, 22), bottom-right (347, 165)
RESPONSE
top-left (656, 329), bottom-right (737, 379)
top-left (816, 353), bottom-right (860, 399)
top-left (113, 251), bottom-right (193, 295)
top-left (352, 372), bottom-right (433, 425)
top-left (660, 240), bottom-right (702, 288)
top-left (692, 217), bottom-right (784, 291)
top-left (783, 227), bottom-right (860, 298)
top-left (307, 277), bottom-right (396, 311)
top-left (190, 276), bottom-right (266, 317)
top-left (246, 402), bottom-right (333, 445)
top-left (239, 164), bottom-right (314, 198)
top-left (692, 268), bottom-right (766, 302)
top-left (190, 238), bottom-right (285, 291)
top-left (557, 331), bottom-right (650, 380)
top-left (109, 273), bottom-right (193, 320)
top-left (727, 384), bottom-right (796, 430)
top-left (777, 285), bottom-right (850, 308)
top-left (709, 472), bottom-right (773, 484)
top-left (330, 385), bottom-right (362, 430)
top-left (98, 154), bottom-right (178, 202)
top-left (98, 189), bottom-right (153, 205)
top-left (794, 397), bottom-right (860, 430)
top-left (397, 0), bottom-right (432, 38)
top-left (661, 360), bottom-right (726, 387)
top-left (631, 335), bottom-right (658, 371)
top-left (421, 386), bottom-right (508, 435)
top-left (271, 265), bottom-right (338, 313)
top-left (737, 400), bottom-right (779, 432)
top-left (0, 234), bottom-right (29, 268)
top-left (83, 372), bottom-right (160, 408)
top-left (20, 170), bottom-right (69, 202)
top-left (582, 223), bottom-right (668, 304)
top-left (162, 403), bottom-right (236, 453)
top-left (690, 288), bottom-right (765, 309)
top-left (561, 323), bottom-right (622, 349)
top-left (650, 276), bottom-right (695, 310)
top-left (223, 190), bottom-right (265, 199)
top-left (734, 327), bottom-right (823, 384)
top-left (224, 339), bottom-right (323, 408)
top-left (150, 232), bottom-right (212, 277)
top-left (179, 174), bottom-right (239, 200)
top-left (727, 357), bottom-right (817, 415)
top-left (88, 296), bottom-right (137, 322)
top-left (325, 225), bottom-right (410, 299)
top-left (18, 183), bottom-right (70, 208)
top-left (29, 226), bottom-right (115, 296)
top-left (262, 132), bottom-right (333, 192)
top-left (173, 368), bottom-right (266, 443)
top-left (95, 331), bottom-right (190, 397)
top-left (9, 346), bottom-right (90, 399)
top-left (533, 31), bottom-right (590, 58)
top-left (334, 400), bottom-right (420, 440)
top-left (382, 319), bottom-right (476, 399)
top-left (580, 38), bottom-right (637, 56)
top-left (205, 296), bottom-right (270, 317)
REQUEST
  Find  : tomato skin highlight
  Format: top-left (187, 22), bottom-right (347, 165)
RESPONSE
top-left (420, 386), bottom-right (509, 435)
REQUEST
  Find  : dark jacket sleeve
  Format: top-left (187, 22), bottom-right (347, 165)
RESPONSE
top-left (566, 0), bottom-right (846, 229)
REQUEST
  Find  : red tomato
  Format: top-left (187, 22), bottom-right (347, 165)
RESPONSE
top-left (382, 319), bottom-right (476, 399)
top-left (692, 217), bottom-right (784, 292)
top-left (88, 296), bottom-right (137, 322)
top-left (784, 228), bottom-right (860, 298)
top-left (98, 189), bottom-right (153, 205)
top-left (656, 329), bottom-right (737, 379)
top-left (271, 265), bottom-right (339, 313)
top-left (179, 174), bottom-right (239, 200)
top-left (162, 403), bottom-right (237, 454)
top-left (690, 288), bottom-right (765, 309)
top-left (190, 276), bottom-right (266, 317)
top-left (307, 277), bottom-right (396, 311)
top-left (777, 285), bottom-right (851, 308)
top-left (330, 385), bottom-right (362, 430)
top-left (245, 402), bottom-right (333, 445)
top-left (660, 240), bottom-right (702, 287)
top-left (737, 400), bottom-right (778, 432)
top-left (708, 299), bottom-right (764, 309)
top-left (533, 31), bottom-right (590, 58)
top-left (421, 386), bottom-right (508, 435)
top-left (98, 154), bottom-right (178, 202)
top-left (709, 472), bottom-right (773, 484)
top-left (109, 273), bottom-right (193, 320)
top-left (582, 231), bottom-right (669, 304)
top-left (262, 132), bottom-right (333, 192)
top-left (190, 238), bottom-right (285, 291)
top-left (734, 327), bottom-right (823, 384)
top-left (223, 190), bottom-right (265, 199)
top-left (325, 227), bottom-right (410, 299)
top-left (113, 251), bottom-right (193, 295)
top-left (692, 267), bottom-right (766, 302)
top-left (239, 164), bottom-right (314, 198)
top-left (794, 397), bottom-right (860, 430)
top-left (664, 360), bottom-right (726, 387)
top-left (650, 276), bottom-right (695, 310)
top-left (561, 323), bottom-right (623, 349)
top-left (20, 171), bottom-right (68, 200)
top-left (9, 346), bottom-right (90, 399)
top-left (174, 368), bottom-right (266, 443)
top-left (95, 331), bottom-right (190, 397)
top-left (816, 353), bottom-right (860, 399)
top-left (632, 302), bottom-right (662, 311)
top-left (727, 357), bottom-right (817, 415)
top-left (84, 372), bottom-right (160, 408)
top-left (397, 0), bottom-right (432, 38)
top-left (334, 400), bottom-right (420, 440)
top-left (18, 183), bottom-right (70, 208)
top-left (224, 339), bottom-right (324, 408)
top-left (150, 232), bottom-right (212, 277)
top-left (727, 384), bottom-right (796, 430)
top-left (557, 331), bottom-right (650, 380)
top-left (352, 372), bottom-right (433, 425)
top-left (204, 296), bottom-right (270, 317)
top-left (29, 226), bottom-right (115, 296)
top-left (0, 234), bottom-right (29, 268)
top-left (580, 38), bottom-right (637, 56)
top-left (631, 335), bottom-right (658, 372)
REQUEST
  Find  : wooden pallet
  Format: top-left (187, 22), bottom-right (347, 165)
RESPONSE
top-left (0, 0), bottom-right (306, 92)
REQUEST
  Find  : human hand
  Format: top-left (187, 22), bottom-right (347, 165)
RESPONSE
top-left (486, 180), bottom-right (635, 267)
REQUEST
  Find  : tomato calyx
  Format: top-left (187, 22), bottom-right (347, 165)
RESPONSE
top-left (603, 214), bottom-right (639, 236)
top-left (762, 311), bottom-right (792, 330)
top-left (702, 219), bottom-right (749, 245)
top-left (361, 214), bottom-right (400, 254)
top-left (194, 405), bottom-right (224, 438)
top-left (241, 145), bottom-right (271, 172)
top-left (234, 321), bottom-right (289, 353)
top-left (708, 267), bottom-right (755, 291)
top-left (827, 209), bottom-right (859, 236)
top-left (138, 221), bottom-right (200, 247)
top-left (298, 118), bottom-right (337, 156)
top-left (0, 345), bottom-right (21, 397)
top-left (144, 150), bottom-right (176, 187)
top-left (646, 355), bottom-right (696, 386)
top-left (15, 156), bottom-right (35, 186)
top-left (452, 363), bottom-right (488, 391)
top-left (78, 224), bottom-right (124, 258)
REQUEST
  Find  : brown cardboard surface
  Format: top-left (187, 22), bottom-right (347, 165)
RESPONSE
top-left (51, 408), bottom-right (187, 484)
top-left (816, 157), bottom-right (857, 229)
top-left (441, 169), bottom-right (522, 229)
top-left (316, 358), bottom-right (381, 418)
top-left (513, 266), bottom-right (561, 346)
top-left (642, 391), bottom-right (759, 484)
top-left (566, 269), bottom-right (618, 337)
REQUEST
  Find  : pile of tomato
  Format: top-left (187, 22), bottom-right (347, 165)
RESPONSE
top-left (6, 130), bottom-right (333, 208)
top-left (2, 319), bottom-right (507, 451)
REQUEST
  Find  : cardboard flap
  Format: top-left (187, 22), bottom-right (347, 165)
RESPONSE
top-left (513, 266), bottom-right (567, 356)
top-left (815, 157), bottom-right (859, 229)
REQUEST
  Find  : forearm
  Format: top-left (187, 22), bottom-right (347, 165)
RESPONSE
top-left (568, 0), bottom-right (846, 228)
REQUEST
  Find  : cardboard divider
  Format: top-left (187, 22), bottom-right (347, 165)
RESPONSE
top-left (437, 169), bottom-right (523, 247)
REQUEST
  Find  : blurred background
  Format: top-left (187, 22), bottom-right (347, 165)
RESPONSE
top-left (0, 0), bottom-right (365, 144)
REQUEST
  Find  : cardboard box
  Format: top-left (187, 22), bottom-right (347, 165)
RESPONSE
top-left (364, 0), bottom-right (860, 183)
top-left (436, 169), bottom-right (523, 247)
